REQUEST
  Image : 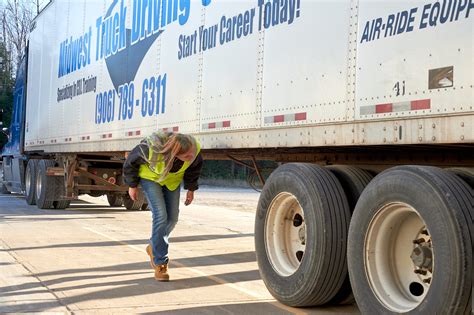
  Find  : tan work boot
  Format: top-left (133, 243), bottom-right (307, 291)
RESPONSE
top-left (154, 263), bottom-right (170, 281)
top-left (146, 245), bottom-right (156, 269)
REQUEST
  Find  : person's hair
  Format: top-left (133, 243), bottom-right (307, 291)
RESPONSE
top-left (140, 132), bottom-right (195, 180)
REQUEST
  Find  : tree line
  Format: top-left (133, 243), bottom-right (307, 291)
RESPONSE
top-left (0, 0), bottom-right (47, 147)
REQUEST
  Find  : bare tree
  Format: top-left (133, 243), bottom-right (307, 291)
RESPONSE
top-left (1, 0), bottom-right (35, 72)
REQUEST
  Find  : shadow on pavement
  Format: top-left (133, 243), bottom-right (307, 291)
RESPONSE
top-left (149, 301), bottom-right (293, 315)
top-left (170, 233), bottom-right (253, 243)
top-left (0, 268), bottom-right (262, 313)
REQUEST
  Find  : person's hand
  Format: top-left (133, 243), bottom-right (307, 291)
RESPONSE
top-left (128, 187), bottom-right (138, 201)
top-left (185, 190), bottom-right (194, 206)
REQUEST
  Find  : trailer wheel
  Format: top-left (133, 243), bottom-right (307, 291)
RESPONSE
top-left (0, 182), bottom-right (9, 194)
top-left (348, 166), bottom-right (473, 314)
top-left (326, 165), bottom-right (374, 305)
top-left (53, 200), bottom-right (70, 209)
top-left (0, 163), bottom-right (10, 194)
top-left (35, 160), bottom-right (56, 209)
top-left (255, 163), bottom-right (350, 306)
top-left (25, 159), bottom-right (38, 205)
top-left (446, 167), bottom-right (474, 189)
top-left (123, 191), bottom-right (145, 210)
top-left (107, 194), bottom-right (123, 207)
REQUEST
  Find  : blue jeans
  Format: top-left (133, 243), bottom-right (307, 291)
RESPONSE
top-left (140, 179), bottom-right (180, 265)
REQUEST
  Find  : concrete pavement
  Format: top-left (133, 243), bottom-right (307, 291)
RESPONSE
top-left (0, 188), bottom-right (358, 314)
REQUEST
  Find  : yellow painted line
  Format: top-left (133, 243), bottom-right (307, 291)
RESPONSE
top-left (82, 226), bottom-right (305, 315)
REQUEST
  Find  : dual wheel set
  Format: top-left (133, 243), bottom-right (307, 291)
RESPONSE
top-left (24, 159), bottom-right (148, 210)
top-left (255, 164), bottom-right (473, 314)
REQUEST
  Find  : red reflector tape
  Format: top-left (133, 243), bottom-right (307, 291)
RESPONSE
top-left (361, 99), bottom-right (431, 115)
top-left (411, 99), bottom-right (430, 110)
top-left (202, 121), bottom-right (231, 130)
top-left (375, 104), bottom-right (393, 113)
top-left (264, 112), bottom-right (308, 124)
top-left (273, 115), bottom-right (285, 123)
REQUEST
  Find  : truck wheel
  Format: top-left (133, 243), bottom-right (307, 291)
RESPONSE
top-left (326, 165), bottom-right (374, 305)
top-left (446, 167), bottom-right (474, 189)
top-left (0, 163), bottom-right (10, 194)
top-left (25, 159), bottom-right (38, 205)
top-left (36, 160), bottom-right (56, 209)
top-left (0, 183), bottom-right (9, 194)
top-left (255, 163), bottom-right (351, 306)
top-left (53, 200), bottom-right (70, 209)
top-left (107, 194), bottom-right (123, 207)
top-left (348, 166), bottom-right (473, 314)
top-left (123, 192), bottom-right (145, 210)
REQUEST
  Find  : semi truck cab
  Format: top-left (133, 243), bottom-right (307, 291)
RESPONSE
top-left (1, 55), bottom-right (28, 194)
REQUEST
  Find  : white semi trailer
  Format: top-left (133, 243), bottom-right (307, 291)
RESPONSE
top-left (1, 0), bottom-right (472, 313)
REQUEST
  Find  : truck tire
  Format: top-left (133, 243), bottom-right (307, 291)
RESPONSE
top-left (0, 163), bottom-right (11, 194)
top-left (123, 192), bottom-right (145, 210)
top-left (107, 194), bottom-right (123, 207)
top-left (36, 160), bottom-right (66, 209)
top-left (53, 200), bottom-right (70, 209)
top-left (326, 165), bottom-right (374, 305)
top-left (0, 183), bottom-right (9, 194)
top-left (255, 163), bottom-right (351, 306)
top-left (25, 159), bottom-right (38, 205)
top-left (447, 167), bottom-right (474, 189)
top-left (348, 166), bottom-right (473, 314)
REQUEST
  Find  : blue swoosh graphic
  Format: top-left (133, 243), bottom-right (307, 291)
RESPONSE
top-left (104, 0), bottom-right (162, 92)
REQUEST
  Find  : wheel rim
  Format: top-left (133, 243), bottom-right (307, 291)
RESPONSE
top-left (36, 168), bottom-right (43, 199)
top-left (365, 202), bottom-right (433, 312)
top-left (26, 166), bottom-right (31, 194)
top-left (265, 192), bottom-right (306, 276)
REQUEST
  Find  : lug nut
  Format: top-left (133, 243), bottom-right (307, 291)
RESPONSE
top-left (423, 278), bottom-right (431, 284)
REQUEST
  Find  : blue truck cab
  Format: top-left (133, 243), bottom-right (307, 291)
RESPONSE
top-left (1, 55), bottom-right (28, 193)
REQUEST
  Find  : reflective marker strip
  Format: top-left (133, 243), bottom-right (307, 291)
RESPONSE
top-left (202, 120), bottom-right (231, 130)
top-left (360, 99), bottom-right (431, 115)
top-left (125, 130), bottom-right (141, 137)
top-left (264, 112), bottom-right (307, 124)
top-left (411, 99), bottom-right (431, 110)
top-left (162, 126), bottom-right (179, 132)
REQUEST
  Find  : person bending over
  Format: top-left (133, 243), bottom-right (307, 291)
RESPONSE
top-left (123, 131), bottom-right (203, 281)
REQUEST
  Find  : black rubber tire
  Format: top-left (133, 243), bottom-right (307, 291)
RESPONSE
top-left (25, 159), bottom-right (38, 205)
top-left (0, 178), bottom-right (10, 194)
top-left (348, 165), bottom-right (473, 314)
top-left (0, 183), bottom-right (9, 194)
top-left (123, 190), bottom-right (145, 210)
top-left (0, 163), bottom-right (11, 194)
top-left (36, 160), bottom-right (66, 209)
top-left (447, 167), bottom-right (474, 189)
top-left (107, 194), bottom-right (123, 207)
top-left (53, 200), bottom-right (70, 209)
top-left (255, 163), bottom-right (351, 306)
top-left (326, 165), bottom-right (374, 305)
top-left (36, 160), bottom-right (56, 209)
top-left (327, 165), bottom-right (373, 213)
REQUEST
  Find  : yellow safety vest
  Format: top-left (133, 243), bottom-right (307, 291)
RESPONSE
top-left (138, 140), bottom-right (201, 191)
